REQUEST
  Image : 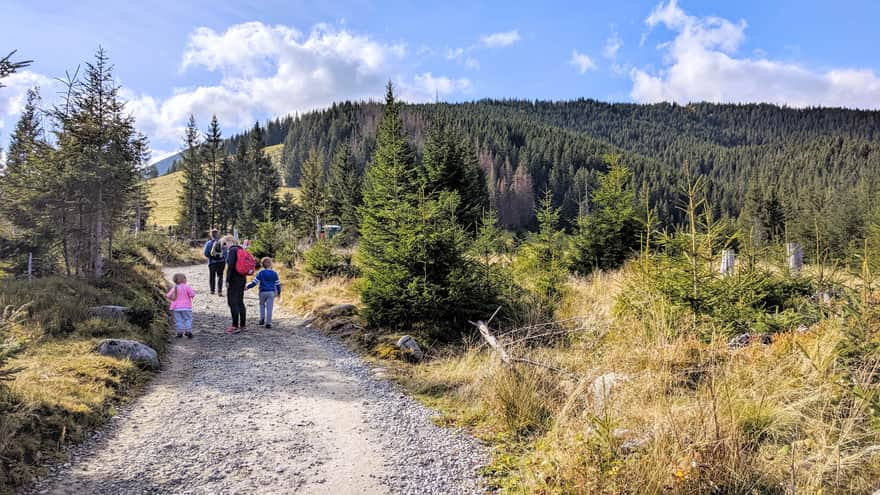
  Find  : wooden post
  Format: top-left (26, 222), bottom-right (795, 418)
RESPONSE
top-left (719, 249), bottom-right (735, 276)
top-left (475, 320), bottom-right (511, 365)
top-left (787, 242), bottom-right (803, 276)
top-left (27, 252), bottom-right (32, 283)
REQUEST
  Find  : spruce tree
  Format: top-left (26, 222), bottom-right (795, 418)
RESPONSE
top-left (570, 158), bottom-right (641, 273)
top-left (326, 142), bottom-right (362, 237)
top-left (203, 115), bottom-right (223, 228)
top-left (358, 83), bottom-right (423, 328)
top-left (240, 123), bottom-right (279, 234)
top-left (422, 120), bottom-right (488, 233)
top-left (299, 148), bottom-right (326, 238)
top-left (53, 48), bottom-right (146, 277)
top-left (176, 114), bottom-right (208, 239)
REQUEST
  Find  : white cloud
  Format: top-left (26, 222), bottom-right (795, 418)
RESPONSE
top-left (401, 72), bottom-right (472, 101)
top-left (603, 30), bottom-right (623, 60)
top-left (632, 0), bottom-right (880, 108)
top-left (481, 30), bottom-right (521, 48)
top-left (569, 50), bottom-right (597, 74)
top-left (0, 70), bottom-right (55, 131)
top-left (118, 22), bottom-right (473, 152)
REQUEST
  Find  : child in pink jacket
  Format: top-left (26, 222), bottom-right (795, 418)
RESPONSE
top-left (166, 273), bottom-right (196, 338)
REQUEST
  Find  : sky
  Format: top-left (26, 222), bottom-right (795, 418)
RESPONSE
top-left (2, 0), bottom-right (880, 163)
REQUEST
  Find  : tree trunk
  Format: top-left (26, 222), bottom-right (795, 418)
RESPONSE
top-left (94, 185), bottom-right (104, 278)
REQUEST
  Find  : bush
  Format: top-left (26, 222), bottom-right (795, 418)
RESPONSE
top-left (302, 240), bottom-right (356, 279)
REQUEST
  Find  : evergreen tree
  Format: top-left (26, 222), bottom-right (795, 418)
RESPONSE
top-left (570, 158), bottom-right (641, 273)
top-left (240, 122), bottom-right (279, 234)
top-left (0, 50), bottom-right (30, 88)
top-left (326, 142), bottom-right (362, 237)
top-left (53, 48), bottom-right (146, 277)
top-left (176, 114), bottom-right (208, 239)
top-left (202, 115), bottom-right (223, 228)
top-left (299, 148), bottom-right (326, 238)
top-left (422, 120), bottom-right (489, 233)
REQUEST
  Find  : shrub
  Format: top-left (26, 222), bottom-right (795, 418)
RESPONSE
top-left (301, 240), bottom-right (358, 280)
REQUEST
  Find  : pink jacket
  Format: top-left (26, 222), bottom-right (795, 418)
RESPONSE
top-left (167, 283), bottom-right (195, 311)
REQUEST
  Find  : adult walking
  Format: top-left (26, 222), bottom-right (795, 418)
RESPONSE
top-left (203, 229), bottom-right (226, 296)
top-left (223, 235), bottom-right (249, 334)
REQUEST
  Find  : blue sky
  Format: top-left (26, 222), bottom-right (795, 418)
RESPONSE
top-left (3, 0), bottom-right (880, 162)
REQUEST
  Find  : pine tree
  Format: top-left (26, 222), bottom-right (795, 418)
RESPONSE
top-left (422, 120), bottom-right (489, 233)
top-left (570, 158), bottom-right (641, 273)
top-left (240, 122), bottom-right (279, 234)
top-left (0, 50), bottom-right (30, 88)
top-left (0, 87), bottom-right (61, 252)
top-left (53, 48), bottom-right (146, 277)
top-left (202, 115), bottom-right (223, 228)
top-left (299, 148), bottom-right (326, 238)
top-left (176, 114), bottom-right (208, 239)
top-left (358, 83), bottom-right (425, 328)
top-left (326, 142), bottom-right (362, 237)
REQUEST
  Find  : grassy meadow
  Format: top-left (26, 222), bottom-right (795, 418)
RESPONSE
top-left (146, 143), bottom-right (298, 228)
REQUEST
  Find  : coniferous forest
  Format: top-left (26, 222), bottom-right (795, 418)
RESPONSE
top-left (206, 98), bottom-right (880, 260)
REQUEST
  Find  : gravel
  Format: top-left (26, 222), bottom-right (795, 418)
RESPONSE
top-left (23, 264), bottom-right (489, 495)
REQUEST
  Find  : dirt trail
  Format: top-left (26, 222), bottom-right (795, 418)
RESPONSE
top-left (29, 264), bottom-right (486, 495)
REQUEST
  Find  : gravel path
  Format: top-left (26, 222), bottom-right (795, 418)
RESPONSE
top-left (27, 264), bottom-right (488, 495)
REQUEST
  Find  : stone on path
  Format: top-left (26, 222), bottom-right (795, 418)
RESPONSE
top-left (94, 339), bottom-right (159, 370)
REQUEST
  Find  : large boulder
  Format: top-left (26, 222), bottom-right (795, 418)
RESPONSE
top-left (396, 335), bottom-right (424, 361)
top-left (95, 339), bottom-right (159, 370)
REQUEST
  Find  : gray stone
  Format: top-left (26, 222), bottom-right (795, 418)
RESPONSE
top-left (88, 305), bottom-right (129, 319)
top-left (95, 339), bottom-right (159, 370)
top-left (395, 335), bottom-right (424, 361)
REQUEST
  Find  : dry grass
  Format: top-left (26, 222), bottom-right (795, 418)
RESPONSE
top-left (402, 266), bottom-right (880, 493)
top-left (276, 267), bottom-right (360, 316)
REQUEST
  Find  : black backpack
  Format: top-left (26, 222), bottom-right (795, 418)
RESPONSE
top-left (209, 240), bottom-right (224, 261)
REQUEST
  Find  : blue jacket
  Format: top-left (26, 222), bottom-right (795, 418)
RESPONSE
top-left (247, 269), bottom-right (282, 294)
top-left (204, 239), bottom-right (226, 265)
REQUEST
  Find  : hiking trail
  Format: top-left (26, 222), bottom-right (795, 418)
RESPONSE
top-left (28, 264), bottom-right (487, 495)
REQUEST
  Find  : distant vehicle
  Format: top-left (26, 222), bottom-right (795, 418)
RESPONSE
top-left (319, 224), bottom-right (342, 239)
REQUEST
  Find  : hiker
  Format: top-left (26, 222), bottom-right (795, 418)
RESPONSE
top-left (203, 229), bottom-right (226, 296)
top-left (224, 235), bottom-right (256, 334)
top-left (166, 273), bottom-right (195, 338)
top-left (247, 257), bottom-right (282, 329)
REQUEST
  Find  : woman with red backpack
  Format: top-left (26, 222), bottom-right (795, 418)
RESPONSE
top-left (223, 235), bottom-right (256, 334)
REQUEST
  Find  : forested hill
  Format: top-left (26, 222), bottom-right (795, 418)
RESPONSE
top-left (234, 99), bottom-right (880, 235)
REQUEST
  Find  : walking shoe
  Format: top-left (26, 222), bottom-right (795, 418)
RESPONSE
top-left (258, 320), bottom-right (265, 326)
top-left (218, 292), bottom-right (223, 297)
top-left (176, 333), bottom-right (183, 338)
top-left (225, 326), bottom-right (241, 334)
top-left (210, 291), bottom-right (215, 295)
top-left (265, 324), bottom-right (272, 329)
top-left (185, 332), bottom-right (193, 339)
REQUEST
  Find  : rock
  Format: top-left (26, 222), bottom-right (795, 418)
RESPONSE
top-left (324, 304), bottom-right (358, 318)
top-left (88, 305), bottom-right (129, 319)
top-left (395, 335), bottom-right (424, 361)
top-left (620, 435), bottom-right (651, 454)
top-left (591, 372), bottom-right (629, 412)
top-left (95, 339), bottom-right (159, 370)
top-left (796, 324), bottom-right (809, 333)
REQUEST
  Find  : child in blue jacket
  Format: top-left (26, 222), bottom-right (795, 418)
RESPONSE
top-left (247, 257), bottom-right (282, 328)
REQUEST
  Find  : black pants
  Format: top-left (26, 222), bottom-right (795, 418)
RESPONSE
top-left (227, 277), bottom-right (246, 327)
top-left (209, 263), bottom-right (225, 294)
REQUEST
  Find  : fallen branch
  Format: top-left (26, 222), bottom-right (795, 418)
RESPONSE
top-left (469, 319), bottom-right (580, 378)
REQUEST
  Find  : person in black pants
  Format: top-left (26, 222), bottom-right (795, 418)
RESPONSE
top-left (224, 236), bottom-right (247, 334)
top-left (204, 230), bottom-right (226, 296)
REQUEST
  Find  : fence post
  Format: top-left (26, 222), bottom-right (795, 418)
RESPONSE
top-left (719, 249), bottom-right (735, 276)
top-left (787, 242), bottom-right (803, 276)
top-left (27, 252), bottom-right (33, 283)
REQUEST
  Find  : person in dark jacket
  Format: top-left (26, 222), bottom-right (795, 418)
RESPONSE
top-left (223, 235), bottom-right (247, 334)
top-left (203, 229), bottom-right (226, 296)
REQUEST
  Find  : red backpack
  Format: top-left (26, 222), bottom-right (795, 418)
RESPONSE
top-left (234, 247), bottom-right (256, 276)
